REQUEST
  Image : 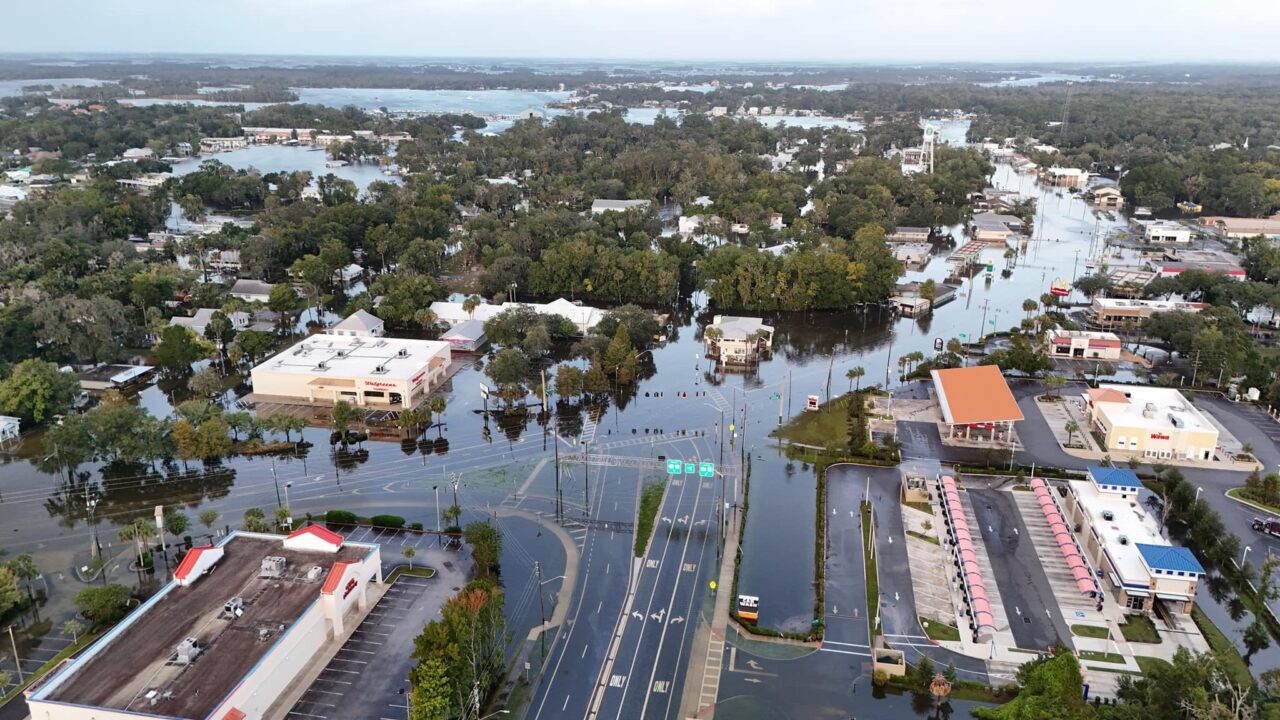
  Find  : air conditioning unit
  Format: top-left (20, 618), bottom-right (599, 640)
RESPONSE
top-left (1102, 510), bottom-right (1114, 521)
top-left (260, 556), bottom-right (286, 578)
top-left (1118, 535), bottom-right (1129, 545)
top-left (306, 565), bottom-right (324, 582)
top-left (224, 597), bottom-right (244, 617)
top-left (316, 361), bottom-right (327, 370)
top-left (397, 348), bottom-right (409, 357)
top-left (175, 637), bottom-right (201, 664)
top-left (336, 350), bottom-right (347, 357)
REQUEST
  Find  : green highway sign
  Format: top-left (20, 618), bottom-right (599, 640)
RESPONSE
top-left (667, 459), bottom-right (682, 475)
top-left (699, 462), bottom-right (715, 478)
top-left (770, 393), bottom-right (781, 400)
top-left (685, 462), bottom-right (696, 474)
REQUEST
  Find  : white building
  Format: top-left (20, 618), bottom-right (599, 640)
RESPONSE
top-left (1045, 329), bottom-right (1122, 361)
top-left (1040, 166), bottom-right (1089, 188)
top-left (229, 279), bottom-right (276, 304)
top-left (1089, 297), bottom-right (1208, 328)
top-left (1063, 467), bottom-right (1204, 613)
top-left (27, 529), bottom-right (381, 720)
top-left (429, 297), bottom-right (604, 335)
top-left (200, 136), bottom-right (250, 153)
top-left (170, 308), bottom-right (251, 336)
top-left (1084, 385), bottom-right (1220, 461)
top-left (0, 416), bottom-right (19, 442)
top-left (1142, 220), bottom-right (1192, 244)
top-left (590, 198), bottom-right (652, 214)
top-left (250, 333), bottom-right (451, 410)
top-left (326, 309), bottom-right (385, 338)
top-left (892, 243), bottom-right (933, 266)
top-left (704, 316), bottom-right (774, 365)
top-left (121, 147), bottom-right (156, 162)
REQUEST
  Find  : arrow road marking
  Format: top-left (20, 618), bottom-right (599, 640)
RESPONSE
top-left (650, 608), bottom-right (666, 623)
top-left (670, 616), bottom-right (684, 625)
top-left (632, 611), bottom-right (644, 621)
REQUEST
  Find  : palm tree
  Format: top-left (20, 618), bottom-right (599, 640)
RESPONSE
top-left (429, 396), bottom-right (447, 438)
top-left (1064, 420), bottom-right (1080, 447)
top-left (119, 521), bottom-right (157, 570)
top-left (846, 366), bottom-right (865, 393)
top-left (1022, 298), bottom-right (1038, 320)
top-left (403, 546), bottom-right (416, 570)
top-left (8, 554), bottom-right (40, 598)
top-left (462, 294), bottom-right (482, 319)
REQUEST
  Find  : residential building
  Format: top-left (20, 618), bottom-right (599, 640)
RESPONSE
top-left (1084, 385), bottom-right (1219, 461)
top-left (1045, 329), bottom-right (1122, 360)
top-left (200, 136), bottom-right (249, 153)
top-left (967, 212), bottom-right (1024, 243)
top-left (251, 332), bottom-right (451, 410)
top-left (26, 529), bottom-right (381, 720)
top-left (1089, 298), bottom-right (1207, 328)
top-left (1063, 467), bottom-right (1204, 613)
top-left (704, 316), bottom-right (774, 365)
top-left (886, 226), bottom-right (931, 243)
top-left (590, 199), bottom-right (652, 214)
top-left (1141, 220), bottom-right (1192, 244)
top-left (930, 365), bottom-right (1023, 442)
top-left (326, 309), bottom-right (385, 338)
top-left (229, 279), bottom-right (276, 304)
top-left (441, 319), bottom-right (488, 352)
top-left (1040, 166), bottom-right (1089, 188)
top-left (169, 308), bottom-right (251, 336)
top-left (78, 364), bottom-right (155, 393)
top-left (1090, 185), bottom-right (1125, 209)
top-left (0, 416), bottom-right (19, 442)
top-left (1203, 215), bottom-right (1280, 240)
top-left (892, 243), bottom-right (933, 266)
top-left (241, 127), bottom-right (315, 143)
top-left (121, 147), bottom-right (156, 162)
top-left (116, 174), bottom-right (170, 194)
top-left (429, 297), bottom-right (604, 335)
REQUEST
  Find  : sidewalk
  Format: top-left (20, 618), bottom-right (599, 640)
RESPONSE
top-left (678, 482), bottom-right (741, 720)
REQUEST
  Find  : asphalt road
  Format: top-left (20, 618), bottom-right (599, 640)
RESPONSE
top-left (822, 465), bottom-right (870, 653)
top-left (592, 435), bottom-right (720, 720)
top-left (967, 488), bottom-right (1070, 651)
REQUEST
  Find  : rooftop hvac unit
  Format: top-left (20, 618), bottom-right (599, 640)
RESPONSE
top-left (336, 350), bottom-right (348, 357)
top-left (373, 365), bottom-right (386, 374)
top-left (1142, 403), bottom-right (1157, 419)
top-left (1169, 414), bottom-right (1184, 428)
top-left (1118, 535), bottom-right (1129, 545)
top-left (260, 556), bottom-right (286, 578)
top-left (224, 597), bottom-right (244, 617)
top-left (316, 361), bottom-right (327, 370)
top-left (258, 627), bottom-right (274, 643)
top-left (1102, 510), bottom-right (1115, 521)
top-left (397, 347), bottom-right (409, 357)
top-left (175, 637), bottom-right (201, 664)
top-left (306, 565), bottom-right (324, 582)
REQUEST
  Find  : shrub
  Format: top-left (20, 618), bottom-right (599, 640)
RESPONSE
top-left (76, 584), bottom-right (131, 626)
top-left (370, 514), bottom-right (406, 529)
top-left (325, 510), bottom-right (358, 526)
top-left (410, 522), bottom-right (424, 532)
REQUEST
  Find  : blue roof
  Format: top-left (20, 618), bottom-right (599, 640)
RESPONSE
top-left (1088, 466), bottom-right (1142, 490)
top-left (1136, 544), bottom-right (1205, 575)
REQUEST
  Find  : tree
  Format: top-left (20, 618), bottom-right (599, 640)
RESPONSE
top-left (1022, 298), bottom-right (1039, 320)
top-left (330, 400), bottom-right (361, 439)
top-left (1043, 373), bottom-right (1066, 399)
top-left (274, 506), bottom-right (292, 530)
top-left (846, 366), bottom-right (865, 393)
top-left (464, 521), bottom-right (502, 579)
top-left (39, 414), bottom-right (94, 479)
top-left (187, 367), bottom-right (223, 399)
top-left (61, 619), bottom-right (86, 642)
top-left (267, 412), bottom-right (307, 443)
top-left (172, 419), bottom-right (200, 469)
top-left (409, 656), bottom-right (453, 720)
top-left (974, 653), bottom-right (1091, 720)
top-left (404, 546), bottom-right (416, 570)
top-left (429, 396), bottom-right (447, 437)
top-left (7, 554), bottom-right (40, 598)
top-left (486, 348), bottom-right (530, 406)
top-left (75, 584), bottom-right (132, 625)
top-left (199, 509), bottom-right (220, 531)
top-left (602, 324), bottom-right (634, 376)
top-left (1064, 420), bottom-right (1080, 447)
top-left (0, 360), bottom-right (79, 424)
top-left (196, 415), bottom-right (232, 459)
top-left (153, 325), bottom-right (211, 377)
top-left (462, 294), bottom-right (482, 319)
top-left (267, 283), bottom-right (303, 333)
top-left (556, 365), bottom-right (584, 401)
top-left (118, 520), bottom-right (156, 569)
top-left (164, 511), bottom-right (190, 539)
top-left (0, 566), bottom-right (23, 617)
top-left (584, 354), bottom-right (609, 394)
top-left (242, 507), bottom-right (271, 533)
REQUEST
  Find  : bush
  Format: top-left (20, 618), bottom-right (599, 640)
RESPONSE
top-left (410, 522), bottom-right (424, 532)
top-left (325, 510), bottom-right (358, 526)
top-left (370, 514), bottom-right (406, 529)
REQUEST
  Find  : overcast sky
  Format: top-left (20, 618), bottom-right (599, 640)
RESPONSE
top-left (8, 0), bottom-right (1280, 63)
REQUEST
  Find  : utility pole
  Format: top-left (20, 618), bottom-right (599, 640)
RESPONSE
top-left (536, 560), bottom-right (546, 659)
top-left (824, 354), bottom-right (834, 408)
top-left (1190, 349), bottom-right (1201, 387)
top-left (977, 300), bottom-right (991, 343)
top-left (271, 457), bottom-right (282, 509)
top-left (553, 416), bottom-right (562, 522)
top-left (433, 485), bottom-right (441, 533)
top-left (9, 625), bottom-right (23, 682)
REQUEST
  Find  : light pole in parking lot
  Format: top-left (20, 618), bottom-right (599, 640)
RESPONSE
top-left (1242, 545), bottom-right (1253, 568)
top-left (1195, 486), bottom-right (1203, 503)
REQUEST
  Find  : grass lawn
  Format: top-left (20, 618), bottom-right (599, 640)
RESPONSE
top-left (905, 500), bottom-right (933, 515)
top-left (387, 566), bottom-right (437, 582)
top-left (921, 617), bottom-right (960, 642)
top-left (1071, 624), bottom-right (1111, 640)
top-left (862, 501), bottom-right (880, 637)
top-left (1135, 656), bottom-right (1172, 675)
top-left (634, 481), bottom-right (666, 557)
top-left (1192, 606), bottom-right (1253, 688)
top-left (1078, 650), bottom-right (1126, 664)
top-left (907, 530), bottom-right (940, 545)
top-left (772, 395), bottom-right (855, 447)
top-left (1119, 615), bottom-right (1162, 644)
top-left (1226, 487), bottom-right (1280, 515)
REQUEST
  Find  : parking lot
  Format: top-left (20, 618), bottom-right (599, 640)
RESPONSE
top-left (287, 544), bottom-right (466, 720)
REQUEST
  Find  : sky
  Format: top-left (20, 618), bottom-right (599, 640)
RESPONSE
top-left (7, 0), bottom-right (1280, 63)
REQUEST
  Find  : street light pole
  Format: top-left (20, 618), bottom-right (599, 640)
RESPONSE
top-left (284, 481), bottom-right (293, 529)
top-left (433, 485), bottom-right (441, 533)
top-left (271, 457), bottom-right (282, 510)
top-left (1243, 545), bottom-right (1252, 568)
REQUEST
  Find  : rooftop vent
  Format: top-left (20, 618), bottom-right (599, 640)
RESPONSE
top-left (224, 597), bottom-right (244, 617)
top-left (373, 365), bottom-right (387, 374)
top-left (336, 350), bottom-right (348, 358)
top-left (1102, 510), bottom-right (1115, 521)
top-left (397, 347), bottom-right (409, 358)
top-left (1119, 535), bottom-right (1129, 545)
top-left (260, 556), bottom-right (286, 578)
top-left (1142, 402), bottom-right (1157, 419)
top-left (175, 637), bottom-right (201, 665)
top-left (315, 361), bottom-right (328, 371)
top-left (1169, 414), bottom-right (1184, 428)
top-left (306, 565), bottom-right (324, 582)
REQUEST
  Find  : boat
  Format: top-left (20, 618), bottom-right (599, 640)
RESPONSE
top-left (1050, 278), bottom-right (1071, 297)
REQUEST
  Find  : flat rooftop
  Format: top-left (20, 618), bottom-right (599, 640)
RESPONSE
top-left (44, 534), bottom-right (369, 719)
top-left (1070, 477), bottom-right (1163, 585)
top-left (1092, 298), bottom-right (1208, 312)
top-left (254, 334), bottom-right (449, 381)
top-left (1092, 384), bottom-right (1215, 433)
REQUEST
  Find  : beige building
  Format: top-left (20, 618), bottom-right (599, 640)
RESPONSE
top-left (1084, 385), bottom-right (1219, 461)
top-left (251, 312), bottom-right (450, 409)
top-left (1063, 467), bottom-right (1204, 613)
top-left (1090, 185), bottom-right (1124, 209)
top-left (27, 529), bottom-right (381, 720)
top-left (1089, 298), bottom-right (1208, 329)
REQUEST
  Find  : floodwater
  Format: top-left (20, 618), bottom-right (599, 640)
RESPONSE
top-left (169, 145), bottom-right (395, 192)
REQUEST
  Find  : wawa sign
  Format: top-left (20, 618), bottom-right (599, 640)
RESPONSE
top-left (1150, 432), bottom-right (1171, 440)
top-left (342, 578), bottom-right (359, 600)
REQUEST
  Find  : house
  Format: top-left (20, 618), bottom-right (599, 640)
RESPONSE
top-left (228, 279), bottom-right (276, 305)
top-left (429, 297), bottom-right (604, 335)
top-left (78, 364), bottom-right (155, 393)
top-left (1142, 220), bottom-right (1192, 244)
top-left (121, 147), bottom-right (156, 162)
top-left (768, 213), bottom-right (785, 231)
top-left (200, 136), bottom-right (250, 154)
top-left (710, 106), bottom-right (728, 117)
top-left (892, 243), bottom-right (932, 266)
top-left (967, 212), bottom-right (1024, 243)
top-left (704, 316), bottom-right (774, 365)
top-left (516, 108), bottom-right (544, 120)
top-left (1090, 186), bottom-right (1125, 209)
top-left (326, 310), bottom-right (385, 338)
top-left (1040, 166), bottom-right (1089, 188)
top-left (334, 263), bottom-right (363, 289)
top-left (677, 215), bottom-right (704, 236)
top-left (1202, 215), bottom-right (1280, 241)
top-left (886, 226), bottom-right (931, 243)
top-left (440, 319), bottom-right (487, 352)
top-left (591, 199), bottom-right (652, 214)
top-left (170, 308), bottom-right (251, 336)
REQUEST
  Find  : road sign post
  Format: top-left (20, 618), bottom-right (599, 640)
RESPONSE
top-left (699, 462), bottom-right (715, 478)
top-left (666, 459), bottom-right (683, 475)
